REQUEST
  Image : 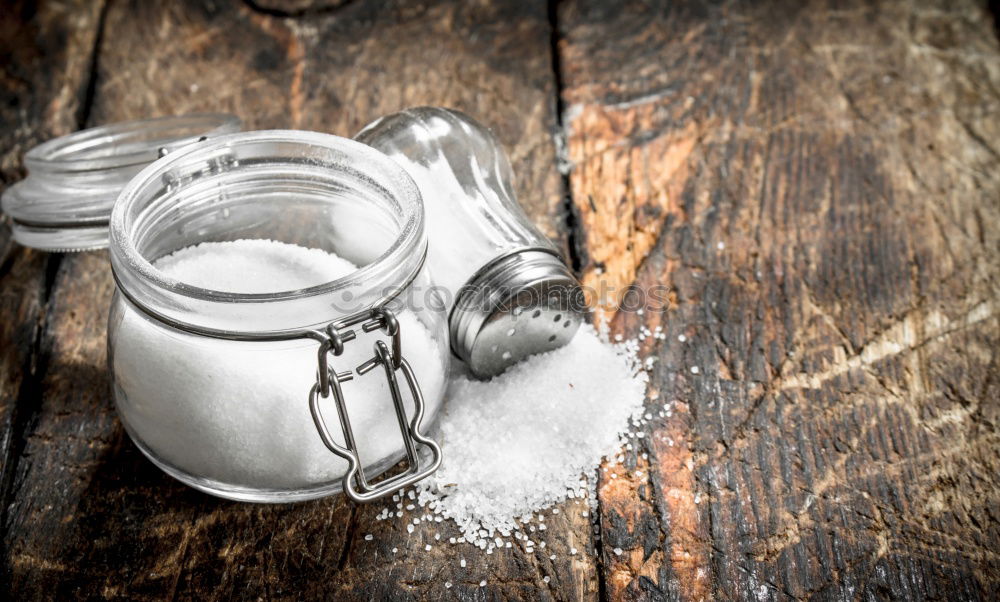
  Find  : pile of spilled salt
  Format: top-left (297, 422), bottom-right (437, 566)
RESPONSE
top-left (381, 324), bottom-right (649, 549)
top-left (113, 239), bottom-right (446, 491)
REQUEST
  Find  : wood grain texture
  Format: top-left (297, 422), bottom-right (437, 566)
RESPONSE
top-left (2, 0), bottom-right (999, 600)
top-left (0, 0), bottom-right (105, 183)
top-left (0, 0), bottom-right (105, 583)
top-left (558, 0), bottom-right (1000, 599)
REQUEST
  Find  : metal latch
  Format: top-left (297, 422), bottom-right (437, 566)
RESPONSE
top-left (308, 306), bottom-right (442, 503)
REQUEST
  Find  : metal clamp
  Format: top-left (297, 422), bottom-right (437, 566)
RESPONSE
top-left (308, 306), bottom-right (442, 503)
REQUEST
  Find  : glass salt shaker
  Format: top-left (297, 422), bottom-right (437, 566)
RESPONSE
top-left (356, 107), bottom-right (586, 378)
top-left (2, 118), bottom-right (449, 503)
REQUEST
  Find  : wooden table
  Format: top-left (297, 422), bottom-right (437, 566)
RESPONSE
top-left (2, 1), bottom-right (999, 599)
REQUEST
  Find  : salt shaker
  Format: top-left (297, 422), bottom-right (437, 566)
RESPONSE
top-left (356, 108), bottom-right (585, 378)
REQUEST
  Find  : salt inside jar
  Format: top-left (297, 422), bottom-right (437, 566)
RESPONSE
top-left (112, 240), bottom-right (445, 493)
top-left (107, 130), bottom-right (449, 502)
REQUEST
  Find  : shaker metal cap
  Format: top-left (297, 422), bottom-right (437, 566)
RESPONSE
top-left (1, 113), bottom-right (241, 252)
top-left (451, 249), bottom-right (586, 377)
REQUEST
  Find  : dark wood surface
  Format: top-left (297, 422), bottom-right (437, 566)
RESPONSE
top-left (2, 0), bottom-right (998, 600)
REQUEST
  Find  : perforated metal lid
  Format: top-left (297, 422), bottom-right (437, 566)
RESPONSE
top-left (1, 113), bottom-right (241, 252)
top-left (451, 249), bottom-right (586, 378)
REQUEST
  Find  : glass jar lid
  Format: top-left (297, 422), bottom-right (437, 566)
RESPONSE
top-left (1, 113), bottom-right (241, 252)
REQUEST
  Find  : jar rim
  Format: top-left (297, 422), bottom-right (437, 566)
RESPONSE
top-left (25, 113), bottom-right (242, 173)
top-left (109, 130), bottom-right (426, 335)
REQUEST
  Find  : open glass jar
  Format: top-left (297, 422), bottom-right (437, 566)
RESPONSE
top-left (107, 130), bottom-right (448, 502)
top-left (1, 114), bottom-right (241, 251)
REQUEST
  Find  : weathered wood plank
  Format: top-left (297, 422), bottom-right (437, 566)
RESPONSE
top-left (86, 0), bottom-right (566, 238)
top-left (0, 0), bottom-right (105, 183)
top-left (3, 0), bottom-right (587, 599)
top-left (0, 0), bottom-right (105, 587)
top-left (558, 0), bottom-right (1000, 599)
top-left (0, 233), bottom-right (52, 554)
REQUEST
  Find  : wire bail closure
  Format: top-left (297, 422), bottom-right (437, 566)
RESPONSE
top-left (308, 306), bottom-right (442, 503)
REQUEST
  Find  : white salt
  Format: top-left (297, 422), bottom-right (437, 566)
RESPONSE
top-left (413, 324), bottom-right (647, 542)
top-left (113, 239), bottom-right (446, 491)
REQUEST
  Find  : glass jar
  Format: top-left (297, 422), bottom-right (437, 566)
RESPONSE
top-left (1, 114), bottom-right (241, 251)
top-left (107, 130), bottom-right (448, 503)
